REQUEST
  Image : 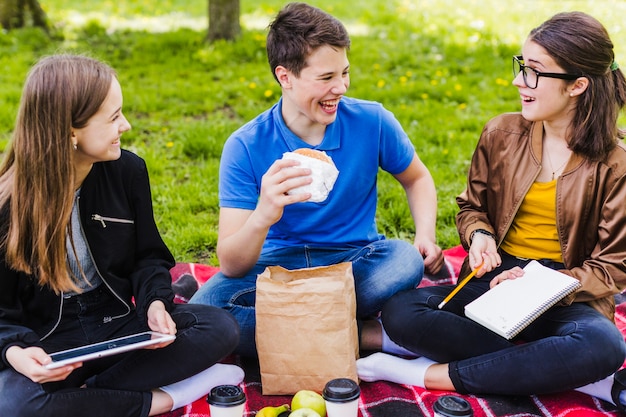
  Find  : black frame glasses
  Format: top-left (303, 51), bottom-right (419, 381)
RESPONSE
top-left (513, 55), bottom-right (580, 89)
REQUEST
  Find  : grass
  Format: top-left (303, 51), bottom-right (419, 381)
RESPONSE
top-left (1, 0), bottom-right (625, 264)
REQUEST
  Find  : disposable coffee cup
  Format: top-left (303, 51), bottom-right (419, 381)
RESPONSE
top-left (322, 378), bottom-right (360, 417)
top-left (207, 385), bottom-right (246, 417)
top-left (433, 395), bottom-right (473, 417)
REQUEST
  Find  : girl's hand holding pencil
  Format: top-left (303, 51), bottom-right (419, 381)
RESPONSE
top-left (439, 231), bottom-right (502, 310)
top-left (438, 259), bottom-right (485, 309)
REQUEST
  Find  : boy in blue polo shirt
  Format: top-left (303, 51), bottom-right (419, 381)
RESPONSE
top-left (190, 2), bottom-right (443, 357)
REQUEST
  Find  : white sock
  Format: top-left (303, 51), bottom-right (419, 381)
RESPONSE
top-left (160, 363), bottom-right (245, 411)
top-left (357, 352), bottom-right (435, 387)
top-left (378, 317), bottom-right (418, 358)
top-left (575, 375), bottom-right (614, 404)
top-left (575, 373), bottom-right (626, 406)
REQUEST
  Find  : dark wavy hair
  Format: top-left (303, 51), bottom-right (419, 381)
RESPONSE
top-left (529, 11), bottom-right (626, 160)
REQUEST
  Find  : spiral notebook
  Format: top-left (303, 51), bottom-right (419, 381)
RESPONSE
top-left (464, 260), bottom-right (581, 339)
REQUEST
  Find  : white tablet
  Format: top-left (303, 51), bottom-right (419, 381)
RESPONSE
top-left (44, 331), bottom-right (176, 370)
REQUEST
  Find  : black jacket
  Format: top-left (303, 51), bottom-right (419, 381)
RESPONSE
top-left (0, 150), bottom-right (175, 370)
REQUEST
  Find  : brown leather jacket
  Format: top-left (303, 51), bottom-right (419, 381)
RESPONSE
top-left (456, 112), bottom-right (626, 321)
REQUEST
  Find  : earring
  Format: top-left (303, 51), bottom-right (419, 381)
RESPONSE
top-left (73, 143), bottom-right (77, 150)
top-left (570, 93), bottom-right (574, 97)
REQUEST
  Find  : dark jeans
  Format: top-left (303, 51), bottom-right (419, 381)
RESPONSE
top-left (0, 286), bottom-right (239, 417)
top-left (381, 253), bottom-right (626, 395)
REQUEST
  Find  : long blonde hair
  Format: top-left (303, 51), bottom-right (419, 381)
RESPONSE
top-left (0, 54), bottom-right (115, 293)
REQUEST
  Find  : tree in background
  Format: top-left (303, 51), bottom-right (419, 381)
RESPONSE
top-left (208, 0), bottom-right (240, 42)
top-left (0, 0), bottom-right (238, 41)
top-left (0, 0), bottom-right (48, 31)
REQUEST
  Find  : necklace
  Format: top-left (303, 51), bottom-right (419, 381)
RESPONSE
top-left (545, 150), bottom-right (568, 180)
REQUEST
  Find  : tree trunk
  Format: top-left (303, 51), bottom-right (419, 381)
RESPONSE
top-left (25, 0), bottom-right (47, 29)
top-left (0, 0), bottom-right (48, 31)
top-left (0, 0), bottom-right (23, 29)
top-left (207, 0), bottom-right (240, 42)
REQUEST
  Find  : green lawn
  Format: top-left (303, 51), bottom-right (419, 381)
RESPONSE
top-left (1, 0), bottom-right (624, 263)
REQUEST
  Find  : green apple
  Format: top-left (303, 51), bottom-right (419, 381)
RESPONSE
top-left (289, 408), bottom-right (322, 417)
top-left (291, 390), bottom-right (326, 417)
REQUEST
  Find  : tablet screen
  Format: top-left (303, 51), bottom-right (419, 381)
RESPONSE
top-left (45, 331), bottom-right (175, 369)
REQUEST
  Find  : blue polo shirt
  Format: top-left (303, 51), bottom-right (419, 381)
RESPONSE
top-left (219, 96), bottom-right (415, 252)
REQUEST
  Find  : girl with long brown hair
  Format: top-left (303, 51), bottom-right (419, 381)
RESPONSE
top-left (0, 54), bottom-right (243, 416)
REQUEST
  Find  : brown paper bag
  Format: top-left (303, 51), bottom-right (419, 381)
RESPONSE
top-left (255, 262), bottom-right (359, 395)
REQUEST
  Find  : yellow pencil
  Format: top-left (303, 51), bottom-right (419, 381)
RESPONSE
top-left (438, 261), bottom-right (485, 309)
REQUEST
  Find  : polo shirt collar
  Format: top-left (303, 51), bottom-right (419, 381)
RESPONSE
top-left (274, 98), bottom-right (341, 152)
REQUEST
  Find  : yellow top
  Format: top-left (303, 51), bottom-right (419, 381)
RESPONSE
top-left (499, 180), bottom-right (563, 263)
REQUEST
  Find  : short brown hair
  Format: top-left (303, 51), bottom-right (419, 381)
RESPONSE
top-left (266, 2), bottom-right (350, 83)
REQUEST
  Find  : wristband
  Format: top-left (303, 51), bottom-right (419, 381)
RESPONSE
top-left (470, 229), bottom-right (496, 244)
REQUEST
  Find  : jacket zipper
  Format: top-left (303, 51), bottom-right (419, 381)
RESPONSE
top-left (85, 204), bottom-right (132, 321)
top-left (91, 214), bottom-right (134, 228)
top-left (42, 199), bottom-right (133, 339)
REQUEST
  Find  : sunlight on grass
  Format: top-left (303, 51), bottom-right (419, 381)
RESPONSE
top-left (43, 0), bottom-right (626, 56)
top-left (3, 0), bottom-right (626, 262)
top-left (60, 11), bottom-right (207, 33)
top-left (51, 9), bottom-right (372, 37)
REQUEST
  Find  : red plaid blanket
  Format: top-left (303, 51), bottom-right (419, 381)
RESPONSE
top-left (162, 246), bottom-right (624, 417)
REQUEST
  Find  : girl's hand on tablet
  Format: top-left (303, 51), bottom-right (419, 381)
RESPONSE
top-left (6, 345), bottom-right (80, 383)
top-left (147, 300), bottom-right (177, 348)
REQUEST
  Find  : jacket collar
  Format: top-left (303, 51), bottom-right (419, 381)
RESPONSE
top-left (530, 120), bottom-right (584, 176)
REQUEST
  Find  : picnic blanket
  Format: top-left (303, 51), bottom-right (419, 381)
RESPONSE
top-left (161, 246), bottom-right (625, 417)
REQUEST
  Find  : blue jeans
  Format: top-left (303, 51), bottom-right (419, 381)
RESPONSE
top-left (381, 254), bottom-right (626, 395)
top-left (190, 239), bottom-right (424, 357)
top-left (0, 285), bottom-right (239, 417)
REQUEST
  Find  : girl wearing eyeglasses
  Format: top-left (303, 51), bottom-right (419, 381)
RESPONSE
top-left (357, 11), bottom-right (626, 411)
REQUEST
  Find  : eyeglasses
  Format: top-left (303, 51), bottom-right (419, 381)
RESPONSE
top-left (512, 55), bottom-right (580, 89)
